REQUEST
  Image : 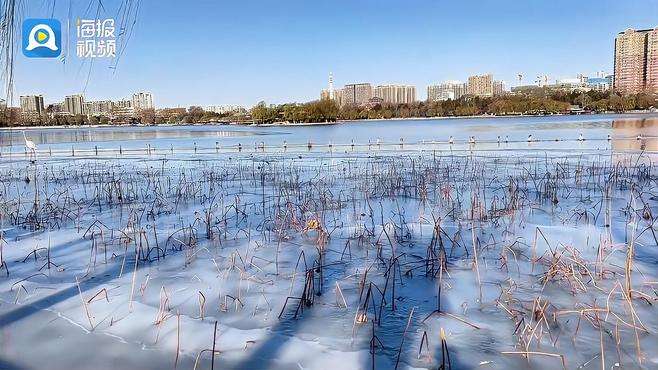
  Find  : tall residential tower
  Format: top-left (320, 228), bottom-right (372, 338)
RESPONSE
top-left (467, 74), bottom-right (494, 97)
top-left (372, 85), bottom-right (416, 104)
top-left (19, 95), bottom-right (45, 115)
top-left (328, 72), bottom-right (335, 100)
top-left (427, 81), bottom-right (467, 102)
top-left (132, 92), bottom-right (154, 111)
top-left (342, 83), bottom-right (372, 106)
top-left (614, 28), bottom-right (658, 94)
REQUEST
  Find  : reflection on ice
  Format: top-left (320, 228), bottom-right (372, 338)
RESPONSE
top-left (612, 117), bottom-right (658, 151)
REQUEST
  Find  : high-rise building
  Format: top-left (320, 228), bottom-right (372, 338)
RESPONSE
top-left (586, 76), bottom-right (613, 92)
top-left (19, 95), bottom-right (45, 115)
top-left (333, 88), bottom-right (343, 106)
top-left (467, 74), bottom-right (494, 97)
top-left (372, 85), bottom-right (416, 104)
top-left (342, 83), bottom-right (372, 106)
top-left (427, 81), bottom-right (467, 102)
top-left (647, 29), bottom-right (658, 93)
top-left (328, 72), bottom-right (335, 100)
top-left (553, 77), bottom-right (590, 93)
top-left (321, 73), bottom-right (332, 100)
top-left (427, 86), bottom-right (454, 101)
top-left (64, 94), bottom-right (85, 115)
top-left (614, 28), bottom-right (658, 94)
top-left (85, 100), bottom-right (114, 116)
top-left (493, 80), bottom-right (506, 96)
top-left (132, 92), bottom-right (154, 111)
top-left (113, 99), bottom-right (134, 116)
top-left (114, 99), bottom-right (132, 109)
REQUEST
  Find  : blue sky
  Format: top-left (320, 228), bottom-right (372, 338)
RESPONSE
top-left (13, 0), bottom-right (658, 107)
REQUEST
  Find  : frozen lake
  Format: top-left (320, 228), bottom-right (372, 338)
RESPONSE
top-left (0, 114), bottom-right (658, 369)
top-left (1, 113), bottom-right (658, 153)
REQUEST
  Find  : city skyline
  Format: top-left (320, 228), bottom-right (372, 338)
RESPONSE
top-left (10, 66), bottom-right (626, 113)
top-left (12, 0), bottom-right (658, 107)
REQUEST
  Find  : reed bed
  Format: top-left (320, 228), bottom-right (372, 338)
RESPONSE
top-left (0, 147), bottom-right (656, 369)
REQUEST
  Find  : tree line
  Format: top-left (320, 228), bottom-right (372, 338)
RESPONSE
top-left (249, 90), bottom-right (656, 123)
top-left (2, 90), bottom-right (656, 127)
top-left (0, 106), bottom-right (249, 127)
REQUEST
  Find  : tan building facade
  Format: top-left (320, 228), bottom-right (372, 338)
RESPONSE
top-left (647, 29), bottom-right (658, 93)
top-left (614, 28), bottom-right (658, 94)
top-left (373, 85), bottom-right (416, 104)
top-left (19, 95), bottom-right (45, 114)
top-left (493, 80), bottom-right (506, 96)
top-left (342, 83), bottom-right (372, 106)
top-left (427, 81), bottom-right (467, 102)
top-left (64, 94), bottom-right (85, 115)
top-left (467, 74), bottom-right (493, 97)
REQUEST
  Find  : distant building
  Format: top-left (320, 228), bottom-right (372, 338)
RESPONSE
top-left (206, 105), bottom-right (244, 114)
top-left (342, 83), bottom-right (372, 106)
top-left (85, 100), bottom-right (114, 116)
top-left (320, 72), bottom-right (339, 102)
top-left (493, 80), bottom-right (507, 96)
top-left (614, 28), bottom-right (658, 94)
top-left (113, 99), bottom-right (134, 116)
top-left (132, 92), bottom-right (154, 111)
top-left (328, 72), bottom-right (335, 100)
top-left (372, 84), bottom-right (416, 104)
top-left (552, 75), bottom-right (589, 93)
top-left (427, 81), bottom-right (467, 102)
top-left (20, 95), bottom-right (45, 115)
top-left (467, 74), bottom-right (494, 97)
top-left (648, 29), bottom-right (658, 93)
top-left (333, 88), bottom-right (343, 106)
top-left (587, 75), bottom-right (613, 92)
top-left (427, 86), bottom-right (454, 102)
top-left (114, 99), bottom-right (132, 109)
top-left (64, 94), bottom-right (85, 115)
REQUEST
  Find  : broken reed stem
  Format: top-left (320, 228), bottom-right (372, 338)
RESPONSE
top-left (199, 291), bottom-right (206, 320)
top-left (75, 276), bottom-right (95, 330)
top-left (625, 204), bottom-right (637, 299)
top-left (211, 320), bottom-right (218, 370)
top-left (175, 312), bottom-right (181, 369)
top-left (335, 281), bottom-right (348, 309)
top-left (128, 247), bottom-right (139, 312)
top-left (471, 222), bottom-right (483, 303)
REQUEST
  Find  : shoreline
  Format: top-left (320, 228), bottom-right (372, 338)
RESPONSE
top-left (1, 110), bottom-right (657, 130)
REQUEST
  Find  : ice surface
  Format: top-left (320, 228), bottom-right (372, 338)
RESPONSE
top-left (1, 116), bottom-right (658, 369)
